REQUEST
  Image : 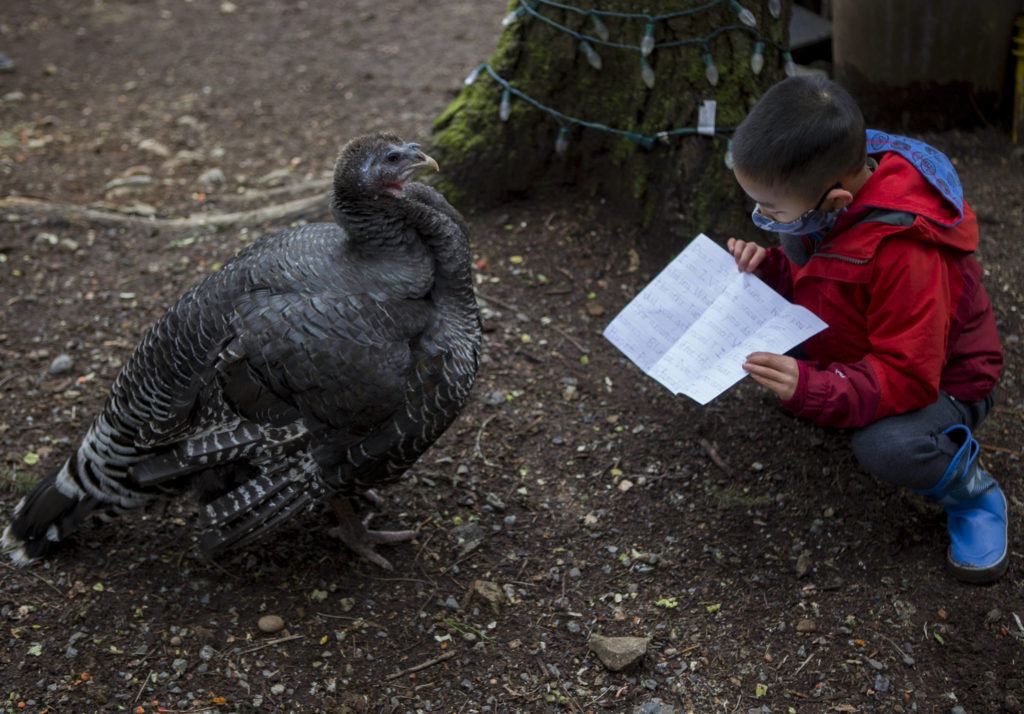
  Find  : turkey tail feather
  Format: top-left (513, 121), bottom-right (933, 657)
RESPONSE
top-left (1, 458), bottom-right (100, 564)
top-left (199, 479), bottom-right (313, 556)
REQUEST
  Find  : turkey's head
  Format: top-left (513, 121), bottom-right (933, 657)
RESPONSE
top-left (333, 133), bottom-right (439, 202)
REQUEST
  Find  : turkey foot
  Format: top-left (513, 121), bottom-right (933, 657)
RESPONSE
top-left (328, 496), bottom-right (418, 571)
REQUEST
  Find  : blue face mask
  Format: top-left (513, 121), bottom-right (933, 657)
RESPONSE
top-left (750, 182), bottom-right (843, 235)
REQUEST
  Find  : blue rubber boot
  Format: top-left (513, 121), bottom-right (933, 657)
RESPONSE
top-left (917, 425), bottom-right (1008, 584)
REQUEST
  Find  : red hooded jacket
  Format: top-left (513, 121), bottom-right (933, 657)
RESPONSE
top-left (757, 135), bottom-right (1003, 428)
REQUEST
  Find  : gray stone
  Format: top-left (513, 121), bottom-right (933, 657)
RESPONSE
top-left (48, 354), bottom-right (74, 375)
top-left (632, 698), bottom-right (677, 714)
top-left (589, 633), bottom-right (650, 672)
top-left (197, 167), bottom-right (226, 187)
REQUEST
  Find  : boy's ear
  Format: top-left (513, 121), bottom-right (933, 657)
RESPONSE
top-left (827, 186), bottom-right (854, 210)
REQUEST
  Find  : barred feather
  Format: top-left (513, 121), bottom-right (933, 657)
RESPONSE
top-left (3, 133), bottom-right (480, 566)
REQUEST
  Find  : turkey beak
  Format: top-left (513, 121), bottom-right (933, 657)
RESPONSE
top-left (405, 144), bottom-right (439, 173)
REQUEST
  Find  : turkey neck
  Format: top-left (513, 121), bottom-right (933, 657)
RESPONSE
top-left (336, 195), bottom-right (476, 310)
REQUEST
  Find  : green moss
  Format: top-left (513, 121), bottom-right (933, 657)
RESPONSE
top-left (429, 0), bottom-right (786, 222)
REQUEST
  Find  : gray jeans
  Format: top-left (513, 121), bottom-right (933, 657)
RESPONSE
top-left (850, 392), bottom-right (995, 491)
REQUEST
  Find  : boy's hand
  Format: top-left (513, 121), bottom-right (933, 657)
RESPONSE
top-left (742, 352), bottom-right (799, 401)
top-left (727, 238), bottom-right (767, 274)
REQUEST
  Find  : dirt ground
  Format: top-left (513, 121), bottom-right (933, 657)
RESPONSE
top-left (1, 1), bottom-right (1023, 713)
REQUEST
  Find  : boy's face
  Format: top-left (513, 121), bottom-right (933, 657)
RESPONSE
top-left (733, 169), bottom-right (827, 224)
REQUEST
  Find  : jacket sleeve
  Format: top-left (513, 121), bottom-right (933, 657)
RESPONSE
top-left (757, 245), bottom-right (795, 300)
top-left (778, 237), bottom-right (951, 428)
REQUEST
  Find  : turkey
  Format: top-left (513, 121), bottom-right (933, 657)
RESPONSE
top-left (2, 132), bottom-right (481, 570)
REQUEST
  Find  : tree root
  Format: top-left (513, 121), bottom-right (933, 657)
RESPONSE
top-left (0, 192), bottom-right (329, 232)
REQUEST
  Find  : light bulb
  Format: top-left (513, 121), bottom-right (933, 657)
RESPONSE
top-left (641, 23), bottom-right (655, 57)
top-left (769, 0), bottom-right (781, 18)
top-left (579, 40), bottom-right (602, 70)
top-left (590, 13), bottom-right (609, 42)
top-left (783, 51), bottom-right (797, 76)
top-left (499, 88), bottom-right (512, 121)
top-left (555, 127), bottom-right (570, 155)
top-left (724, 142), bottom-right (734, 170)
top-left (501, 8), bottom-right (522, 27)
top-left (751, 41), bottom-right (765, 74)
top-left (464, 65), bottom-right (481, 86)
top-left (641, 58), bottom-right (655, 89)
top-left (702, 52), bottom-right (719, 86)
top-left (730, 1), bottom-right (756, 27)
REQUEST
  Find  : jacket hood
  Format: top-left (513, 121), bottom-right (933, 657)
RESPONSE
top-left (828, 132), bottom-right (977, 255)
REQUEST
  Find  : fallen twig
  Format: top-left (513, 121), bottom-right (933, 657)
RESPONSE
top-left (793, 652), bottom-right (815, 675)
top-left (699, 438), bottom-right (734, 476)
top-left (233, 634), bottom-right (304, 657)
top-left (383, 649), bottom-right (456, 680)
top-left (474, 414), bottom-right (500, 467)
top-left (980, 443), bottom-right (1024, 458)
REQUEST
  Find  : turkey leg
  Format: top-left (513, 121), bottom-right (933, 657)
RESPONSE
top-left (328, 496), bottom-right (418, 570)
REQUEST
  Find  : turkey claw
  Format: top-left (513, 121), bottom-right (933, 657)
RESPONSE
top-left (329, 497), bottom-right (417, 570)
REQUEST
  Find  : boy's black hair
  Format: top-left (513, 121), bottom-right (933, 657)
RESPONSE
top-left (732, 75), bottom-right (866, 203)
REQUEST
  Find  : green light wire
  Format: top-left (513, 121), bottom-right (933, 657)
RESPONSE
top-left (513, 0), bottom-right (790, 53)
top-left (469, 63), bottom-right (737, 151)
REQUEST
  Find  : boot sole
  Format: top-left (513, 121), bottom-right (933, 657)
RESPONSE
top-left (947, 547), bottom-right (1009, 584)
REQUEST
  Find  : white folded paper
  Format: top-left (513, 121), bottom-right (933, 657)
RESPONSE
top-left (603, 233), bottom-right (827, 405)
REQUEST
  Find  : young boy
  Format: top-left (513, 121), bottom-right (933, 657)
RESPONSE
top-left (726, 75), bottom-right (1007, 583)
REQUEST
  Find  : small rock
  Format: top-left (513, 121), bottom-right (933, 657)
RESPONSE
top-left (588, 633), bottom-right (650, 672)
top-left (33, 232), bottom-right (59, 247)
top-left (632, 698), bottom-right (677, 714)
top-left (257, 167), bottom-right (295, 187)
top-left (257, 614), bottom-right (284, 633)
top-left (162, 149), bottom-right (206, 171)
top-left (169, 635), bottom-right (183, 647)
top-left (472, 580), bottom-right (505, 614)
top-left (795, 550), bottom-right (812, 578)
top-left (617, 479), bottom-right (634, 492)
top-left (104, 175), bottom-right (153, 196)
top-left (171, 658), bottom-right (188, 675)
top-left (197, 167), bottom-right (226, 188)
top-left (137, 138), bottom-right (171, 157)
top-left (795, 619), bottom-right (817, 633)
top-left (49, 354), bottom-right (74, 375)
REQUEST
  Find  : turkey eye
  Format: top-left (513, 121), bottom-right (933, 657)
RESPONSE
top-left (385, 152), bottom-right (401, 163)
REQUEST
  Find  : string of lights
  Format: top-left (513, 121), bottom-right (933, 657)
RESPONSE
top-left (464, 63), bottom-right (738, 161)
top-left (470, 1), bottom-right (793, 161)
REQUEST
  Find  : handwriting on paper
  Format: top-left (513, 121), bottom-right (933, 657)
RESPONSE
top-left (603, 234), bottom-right (827, 405)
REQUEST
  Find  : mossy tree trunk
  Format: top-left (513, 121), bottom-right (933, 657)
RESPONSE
top-left (430, 0), bottom-right (792, 260)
